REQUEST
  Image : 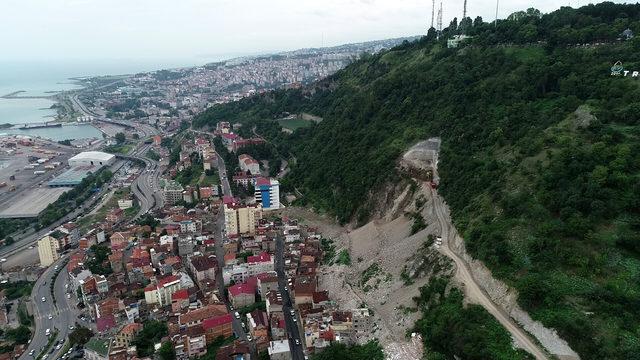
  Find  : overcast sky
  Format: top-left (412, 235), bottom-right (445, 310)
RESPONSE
top-left (0, 0), bottom-right (626, 65)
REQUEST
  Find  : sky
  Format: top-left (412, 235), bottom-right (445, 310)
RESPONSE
top-left (0, 0), bottom-right (627, 66)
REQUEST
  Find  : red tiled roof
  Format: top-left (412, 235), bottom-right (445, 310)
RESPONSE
top-left (96, 315), bottom-right (116, 332)
top-left (255, 177), bottom-right (270, 186)
top-left (172, 289), bottom-right (189, 301)
top-left (202, 314), bottom-right (233, 330)
top-left (158, 275), bottom-right (180, 287)
top-left (222, 133), bottom-right (238, 140)
top-left (228, 283), bottom-right (255, 297)
top-left (247, 252), bottom-right (270, 264)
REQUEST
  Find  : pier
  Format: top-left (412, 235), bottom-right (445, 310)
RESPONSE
top-left (1, 90), bottom-right (56, 100)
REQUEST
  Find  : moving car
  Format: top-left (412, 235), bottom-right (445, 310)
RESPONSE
top-left (42, 297), bottom-right (46, 302)
top-left (234, 311), bottom-right (240, 319)
top-left (295, 339), bottom-right (301, 345)
top-left (48, 314), bottom-right (53, 320)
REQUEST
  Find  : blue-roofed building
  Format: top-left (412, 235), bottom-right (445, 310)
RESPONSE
top-left (48, 166), bottom-right (97, 187)
top-left (253, 177), bottom-right (280, 209)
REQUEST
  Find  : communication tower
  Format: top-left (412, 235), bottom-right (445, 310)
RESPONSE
top-left (431, 0), bottom-right (436, 29)
top-left (437, 2), bottom-right (443, 33)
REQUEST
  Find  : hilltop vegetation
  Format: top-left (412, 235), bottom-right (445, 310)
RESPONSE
top-left (194, 3), bottom-right (640, 359)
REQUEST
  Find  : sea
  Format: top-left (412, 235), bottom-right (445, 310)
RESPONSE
top-left (0, 58), bottom-right (232, 141)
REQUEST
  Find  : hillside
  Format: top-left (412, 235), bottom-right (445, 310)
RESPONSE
top-left (194, 3), bottom-right (640, 359)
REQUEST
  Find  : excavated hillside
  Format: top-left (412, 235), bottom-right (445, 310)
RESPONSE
top-left (280, 141), bottom-right (579, 360)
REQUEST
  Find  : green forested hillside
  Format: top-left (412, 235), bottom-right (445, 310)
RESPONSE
top-left (194, 3), bottom-right (640, 359)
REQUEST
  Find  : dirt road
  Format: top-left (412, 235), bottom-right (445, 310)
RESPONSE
top-left (430, 188), bottom-right (549, 360)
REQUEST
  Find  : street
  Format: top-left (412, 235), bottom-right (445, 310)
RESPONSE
top-left (274, 236), bottom-right (305, 360)
top-left (18, 256), bottom-right (82, 360)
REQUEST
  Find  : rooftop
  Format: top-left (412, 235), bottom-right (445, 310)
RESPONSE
top-left (85, 338), bottom-right (110, 357)
top-left (69, 151), bottom-right (115, 162)
top-left (47, 166), bottom-right (96, 187)
top-left (202, 314), bottom-right (233, 330)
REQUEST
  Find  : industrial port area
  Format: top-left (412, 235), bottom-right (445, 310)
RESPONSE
top-left (0, 137), bottom-right (79, 218)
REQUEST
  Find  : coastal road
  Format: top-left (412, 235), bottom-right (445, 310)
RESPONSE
top-left (18, 257), bottom-right (76, 360)
top-left (274, 236), bottom-right (305, 360)
top-left (430, 187), bottom-right (549, 360)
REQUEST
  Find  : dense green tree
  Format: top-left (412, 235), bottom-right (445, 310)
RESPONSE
top-left (310, 341), bottom-right (384, 360)
top-left (158, 341), bottom-right (176, 360)
top-left (115, 132), bottom-right (126, 144)
top-left (69, 326), bottom-right (93, 346)
top-left (132, 321), bottom-right (168, 357)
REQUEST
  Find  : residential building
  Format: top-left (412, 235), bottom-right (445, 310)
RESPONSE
top-left (246, 252), bottom-right (274, 278)
top-left (238, 154), bottom-right (260, 175)
top-left (37, 234), bottom-right (60, 267)
top-left (254, 177), bottom-right (280, 209)
top-left (352, 308), bottom-right (373, 336)
top-left (113, 323), bottom-right (142, 348)
top-left (202, 314), bottom-right (234, 343)
top-left (188, 255), bottom-right (217, 289)
top-left (267, 340), bottom-right (291, 360)
top-left (144, 275), bottom-right (182, 306)
top-left (228, 283), bottom-right (256, 308)
top-left (163, 181), bottom-right (184, 205)
top-left (224, 202), bottom-right (262, 236)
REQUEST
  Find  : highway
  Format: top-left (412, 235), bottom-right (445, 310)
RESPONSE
top-left (18, 256), bottom-right (79, 360)
top-left (118, 145), bottom-right (163, 220)
top-left (430, 187), bottom-right (549, 360)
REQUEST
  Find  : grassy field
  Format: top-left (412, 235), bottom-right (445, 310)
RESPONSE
top-left (275, 118), bottom-right (314, 131)
top-left (199, 174), bottom-right (219, 186)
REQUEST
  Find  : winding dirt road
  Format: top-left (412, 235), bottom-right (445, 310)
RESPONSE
top-left (430, 187), bottom-right (549, 360)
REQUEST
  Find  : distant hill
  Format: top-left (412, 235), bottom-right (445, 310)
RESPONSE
top-left (194, 3), bottom-right (640, 359)
top-left (205, 36), bottom-right (422, 66)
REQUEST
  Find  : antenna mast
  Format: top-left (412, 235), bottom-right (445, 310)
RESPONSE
top-left (437, 2), bottom-right (443, 33)
top-left (463, 0), bottom-right (468, 19)
top-left (495, 0), bottom-right (499, 27)
top-left (431, 0), bottom-right (435, 29)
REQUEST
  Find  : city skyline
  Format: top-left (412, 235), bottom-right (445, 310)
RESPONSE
top-left (2, 0), bottom-right (621, 62)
